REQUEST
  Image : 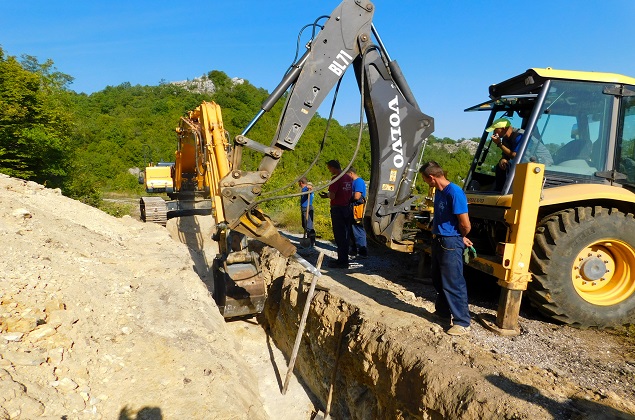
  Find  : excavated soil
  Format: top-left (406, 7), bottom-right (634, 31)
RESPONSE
top-left (0, 175), bottom-right (311, 419)
top-left (1, 174), bottom-right (634, 419)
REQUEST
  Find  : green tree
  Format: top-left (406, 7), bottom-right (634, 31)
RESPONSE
top-left (0, 49), bottom-right (74, 186)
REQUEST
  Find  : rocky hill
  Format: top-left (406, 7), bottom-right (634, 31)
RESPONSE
top-left (430, 139), bottom-right (479, 155)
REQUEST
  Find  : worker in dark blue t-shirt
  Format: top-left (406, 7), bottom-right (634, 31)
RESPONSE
top-left (346, 167), bottom-right (367, 258)
top-left (486, 117), bottom-right (523, 191)
top-left (420, 161), bottom-right (473, 336)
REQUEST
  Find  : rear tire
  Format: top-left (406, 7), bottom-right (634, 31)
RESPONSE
top-left (529, 206), bottom-right (635, 327)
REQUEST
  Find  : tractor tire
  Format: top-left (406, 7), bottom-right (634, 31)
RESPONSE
top-left (529, 206), bottom-right (635, 328)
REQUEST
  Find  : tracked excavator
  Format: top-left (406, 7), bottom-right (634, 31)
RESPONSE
top-left (140, 0), bottom-right (434, 318)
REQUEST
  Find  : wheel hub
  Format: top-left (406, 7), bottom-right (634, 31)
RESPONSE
top-left (579, 257), bottom-right (607, 281)
top-left (571, 241), bottom-right (635, 306)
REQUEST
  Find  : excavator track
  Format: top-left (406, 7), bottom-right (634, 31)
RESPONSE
top-left (140, 196), bottom-right (168, 226)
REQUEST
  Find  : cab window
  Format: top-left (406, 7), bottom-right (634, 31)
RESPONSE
top-left (526, 80), bottom-right (612, 176)
top-left (616, 89), bottom-right (635, 184)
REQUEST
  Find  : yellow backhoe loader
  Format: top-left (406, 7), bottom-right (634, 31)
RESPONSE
top-left (419, 68), bottom-right (635, 332)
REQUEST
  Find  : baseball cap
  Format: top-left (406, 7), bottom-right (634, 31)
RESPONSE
top-left (485, 118), bottom-right (511, 132)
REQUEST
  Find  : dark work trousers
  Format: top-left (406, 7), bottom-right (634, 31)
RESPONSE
top-left (300, 206), bottom-right (314, 231)
top-left (330, 206), bottom-right (352, 264)
top-left (431, 235), bottom-right (471, 327)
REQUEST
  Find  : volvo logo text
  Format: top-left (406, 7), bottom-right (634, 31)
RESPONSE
top-left (388, 96), bottom-right (404, 168)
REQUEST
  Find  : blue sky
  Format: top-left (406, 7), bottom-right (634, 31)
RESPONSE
top-left (3, 1), bottom-right (635, 140)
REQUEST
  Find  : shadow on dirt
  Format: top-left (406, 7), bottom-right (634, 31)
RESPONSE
top-left (118, 406), bottom-right (163, 420)
top-left (168, 215), bottom-right (217, 294)
top-left (486, 375), bottom-right (635, 420)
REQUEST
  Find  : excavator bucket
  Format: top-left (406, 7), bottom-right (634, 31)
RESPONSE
top-left (212, 253), bottom-right (266, 318)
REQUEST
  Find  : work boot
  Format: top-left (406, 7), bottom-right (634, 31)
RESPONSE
top-left (446, 325), bottom-right (471, 336)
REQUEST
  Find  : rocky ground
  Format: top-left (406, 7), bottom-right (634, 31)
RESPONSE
top-left (264, 241), bottom-right (635, 418)
top-left (0, 175), bottom-right (311, 419)
top-left (0, 174), bottom-right (634, 419)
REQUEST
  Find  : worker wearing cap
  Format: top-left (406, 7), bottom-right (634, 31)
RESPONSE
top-left (485, 118), bottom-right (523, 191)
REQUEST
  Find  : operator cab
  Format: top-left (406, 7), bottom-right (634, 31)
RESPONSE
top-left (465, 68), bottom-right (635, 194)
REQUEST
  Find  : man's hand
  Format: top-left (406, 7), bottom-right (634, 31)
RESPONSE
top-left (318, 191), bottom-right (328, 198)
top-left (498, 158), bottom-right (509, 170)
top-left (463, 236), bottom-right (473, 247)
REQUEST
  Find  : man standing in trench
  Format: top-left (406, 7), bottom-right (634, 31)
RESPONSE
top-left (420, 161), bottom-right (473, 335)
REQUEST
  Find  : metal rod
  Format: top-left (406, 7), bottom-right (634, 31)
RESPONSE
top-left (290, 253), bottom-right (322, 278)
top-left (324, 319), bottom-right (345, 419)
top-left (371, 24), bottom-right (391, 62)
top-left (282, 252), bottom-right (324, 395)
top-left (241, 109), bottom-right (265, 137)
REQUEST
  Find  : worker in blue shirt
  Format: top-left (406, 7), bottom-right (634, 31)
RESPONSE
top-left (299, 177), bottom-right (316, 247)
top-left (346, 167), bottom-right (367, 258)
top-left (420, 161), bottom-right (473, 336)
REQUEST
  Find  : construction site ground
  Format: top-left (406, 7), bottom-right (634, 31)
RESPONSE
top-left (0, 174), bottom-right (634, 419)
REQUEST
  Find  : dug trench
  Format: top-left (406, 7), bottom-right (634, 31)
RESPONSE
top-left (1, 176), bottom-right (633, 419)
top-left (253, 247), bottom-right (635, 419)
top-left (174, 210), bottom-right (635, 418)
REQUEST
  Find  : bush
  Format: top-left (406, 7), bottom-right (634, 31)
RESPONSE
top-left (98, 200), bottom-right (134, 218)
top-left (63, 176), bottom-right (103, 207)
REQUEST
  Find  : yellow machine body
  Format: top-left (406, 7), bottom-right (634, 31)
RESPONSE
top-left (447, 67), bottom-right (635, 331)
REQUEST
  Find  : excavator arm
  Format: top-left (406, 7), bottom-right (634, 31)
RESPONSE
top-left (147, 0), bottom-right (434, 318)
top-left (219, 0), bottom-right (434, 256)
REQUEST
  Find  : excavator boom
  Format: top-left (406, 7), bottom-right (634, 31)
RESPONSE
top-left (219, 0), bottom-right (433, 255)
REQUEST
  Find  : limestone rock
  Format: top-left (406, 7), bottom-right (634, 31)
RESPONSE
top-left (53, 377), bottom-right (78, 393)
top-left (28, 324), bottom-right (57, 341)
top-left (3, 350), bottom-right (46, 366)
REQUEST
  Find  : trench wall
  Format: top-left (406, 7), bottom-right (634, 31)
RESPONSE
top-left (257, 247), bottom-right (633, 419)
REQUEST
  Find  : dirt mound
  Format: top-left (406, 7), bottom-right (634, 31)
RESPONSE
top-left (0, 175), bottom-right (265, 419)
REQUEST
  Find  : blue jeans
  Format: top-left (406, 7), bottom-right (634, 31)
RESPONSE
top-left (431, 235), bottom-right (471, 327)
top-left (350, 222), bottom-right (367, 254)
top-left (330, 206), bottom-right (352, 264)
